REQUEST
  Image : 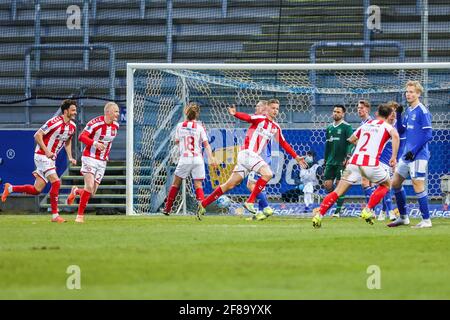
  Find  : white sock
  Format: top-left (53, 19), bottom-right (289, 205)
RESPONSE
top-left (52, 213), bottom-right (59, 219)
top-left (76, 215), bottom-right (83, 219)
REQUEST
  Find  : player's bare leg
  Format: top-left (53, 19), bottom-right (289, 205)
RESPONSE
top-left (388, 172), bottom-right (410, 227)
top-left (244, 165), bottom-right (272, 215)
top-left (312, 180), bottom-right (351, 228)
top-left (197, 172), bottom-right (243, 220)
top-left (163, 175), bottom-right (183, 215)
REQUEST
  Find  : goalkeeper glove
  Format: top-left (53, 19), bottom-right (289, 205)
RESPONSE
top-left (404, 151), bottom-right (415, 161)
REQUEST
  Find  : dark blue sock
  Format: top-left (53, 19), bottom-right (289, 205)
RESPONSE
top-left (382, 196), bottom-right (387, 212)
top-left (364, 186), bottom-right (375, 203)
top-left (416, 190), bottom-right (430, 220)
top-left (384, 189), bottom-right (393, 212)
top-left (257, 192), bottom-right (269, 211)
top-left (394, 187), bottom-right (407, 216)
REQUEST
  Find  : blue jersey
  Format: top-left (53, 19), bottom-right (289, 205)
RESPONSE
top-left (360, 116), bottom-right (372, 126)
top-left (402, 102), bottom-right (432, 161)
top-left (264, 141), bottom-right (272, 165)
top-left (379, 139), bottom-right (392, 165)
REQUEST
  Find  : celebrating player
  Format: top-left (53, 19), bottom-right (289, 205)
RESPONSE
top-left (323, 104), bottom-right (354, 218)
top-left (246, 100), bottom-right (274, 221)
top-left (312, 103), bottom-right (400, 228)
top-left (196, 99), bottom-right (307, 219)
top-left (162, 102), bottom-right (218, 215)
top-left (66, 102), bottom-right (120, 223)
top-left (388, 81), bottom-right (433, 228)
top-left (1, 99), bottom-right (77, 223)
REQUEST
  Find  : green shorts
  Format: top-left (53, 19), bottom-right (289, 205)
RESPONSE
top-left (324, 164), bottom-right (344, 181)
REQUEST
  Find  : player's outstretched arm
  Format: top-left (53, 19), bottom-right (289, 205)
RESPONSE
top-left (229, 105), bottom-right (258, 123)
top-left (274, 129), bottom-right (308, 169)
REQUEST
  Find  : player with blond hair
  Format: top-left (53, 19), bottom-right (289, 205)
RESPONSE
top-left (197, 99), bottom-right (307, 220)
top-left (66, 102), bottom-right (120, 223)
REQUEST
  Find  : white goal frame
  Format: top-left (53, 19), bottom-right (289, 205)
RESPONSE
top-left (126, 62), bottom-right (450, 216)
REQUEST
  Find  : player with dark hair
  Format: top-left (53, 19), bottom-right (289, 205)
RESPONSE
top-left (312, 104), bottom-right (400, 228)
top-left (323, 104), bottom-right (354, 218)
top-left (2, 99), bottom-right (77, 223)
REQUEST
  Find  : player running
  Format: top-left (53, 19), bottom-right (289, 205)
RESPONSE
top-left (246, 100), bottom-right (274, 221)
top-left (162, 102), bottom-right (218, 215)
top-left (312, 103), bottom-right (400, 228)
top-left (1, 99), bottom-right (77, 223)
top-left (66, 102), bottom-right (120, 223)
top-left (388, 81), bottom-right (433, 228)
top-left (323, 104), bottom-right (354, 218)
top-left (196, 99), bottom-right (307, 220)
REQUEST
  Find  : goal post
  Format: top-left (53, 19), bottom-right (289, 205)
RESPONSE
top-left (126, 62), bottom-right (450, 216)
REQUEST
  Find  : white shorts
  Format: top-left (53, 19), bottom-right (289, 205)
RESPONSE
top-left (380, 162), bottom-right (393, 178)
top-left (174, 163), bottom-right (205, 180)
top-left (33, 153), bottom-right (57, 183)
top-left (341, 164), bottom-right (390, 185)
top-left (233, 150), bottom-right (267, 179)
top-left (81, 156), bottom-right (107, 184)
top-left (396, 159), bottom-right (428, 181)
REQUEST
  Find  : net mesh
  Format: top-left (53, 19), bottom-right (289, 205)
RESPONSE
top-left (131, 66), bottom-right (449, 215)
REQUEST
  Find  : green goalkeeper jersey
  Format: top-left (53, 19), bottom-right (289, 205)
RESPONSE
top-left (324, 121), bottom-right (354, 166)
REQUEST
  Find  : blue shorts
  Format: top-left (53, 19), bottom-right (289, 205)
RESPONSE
top-left (396, 159), bottom-right (428, 181)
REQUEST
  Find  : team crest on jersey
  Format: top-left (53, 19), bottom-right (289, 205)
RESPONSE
top-left (337, 129), bottom-right (341, 134)
top-left (411, 114), bottom-right (416, 121)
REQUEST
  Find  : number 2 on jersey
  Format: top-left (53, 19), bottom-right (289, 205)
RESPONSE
top-left (359, 132), bottom-right (371, 152)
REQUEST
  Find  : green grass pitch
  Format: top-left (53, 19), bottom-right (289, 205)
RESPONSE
top-left (0, 214), bottom-right (449, 299)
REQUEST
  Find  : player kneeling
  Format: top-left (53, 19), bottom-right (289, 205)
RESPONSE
top-left (162, 103), bottom-right (218, 215)
top-left (312, 104), bottom-right (399, 228)
top-left (66, 102), bottom-right (120, 223)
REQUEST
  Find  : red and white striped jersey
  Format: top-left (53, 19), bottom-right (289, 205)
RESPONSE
top-left (82, 116), bottom-right (119, 161)
top-left (175, 120), bottom-right (208, 164)
top-left (349, 119), bottom-right (394, 166)
top-left (35, 115), bottom-right (76, 158)
top-left (242, 115), bottom-right (285, 155)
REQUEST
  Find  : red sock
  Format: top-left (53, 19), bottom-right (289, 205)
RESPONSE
top-left (201, 186), bottom-right (224, 208)
top-left (78, 190), bottom-right (91, 216)
top-left (49, 180), bottom-right (61, 214)
top-left (368, 185), bottom-right (389, 209)
top-left (12, 185), bottom-right (40, 195)
top-left (247, 178), bottom-right (268, 203)
top-left (164, 185), bottom-right (179, 213)
top-left (195, 188), bottom-right (204, 201)
top-left (319, 191), bottom-right (339, 216)
top-left (75, 188), bottom-right (84, 197)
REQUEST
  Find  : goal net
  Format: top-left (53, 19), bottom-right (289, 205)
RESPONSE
top-left (126, 63), bottom-right (450, 216)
